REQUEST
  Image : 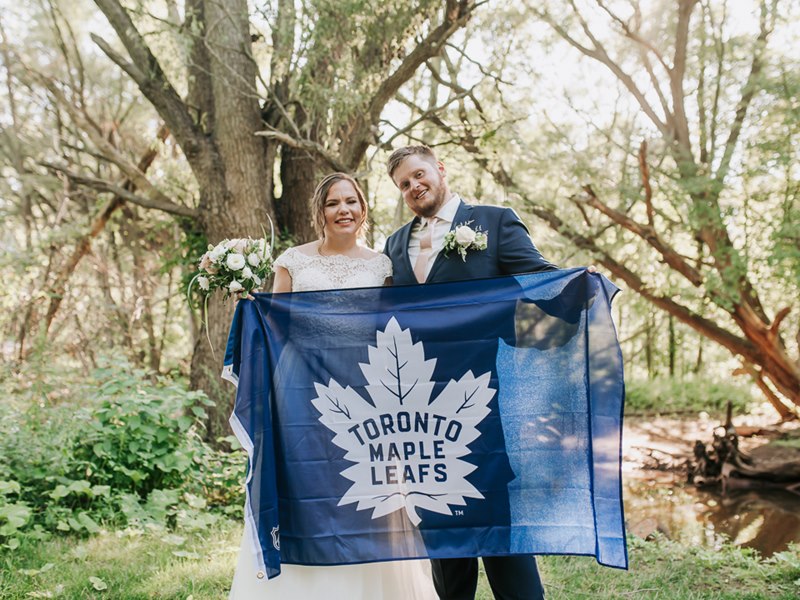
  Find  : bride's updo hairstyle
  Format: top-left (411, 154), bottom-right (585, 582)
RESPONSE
top-left (311, 172), bottom-right (369, 238)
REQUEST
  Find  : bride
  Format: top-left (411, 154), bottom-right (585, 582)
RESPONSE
top-left (229, 173), bottom-right (437, 599)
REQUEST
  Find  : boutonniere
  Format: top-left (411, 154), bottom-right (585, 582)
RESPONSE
top-left (442, 221), bottom-right (488, 261)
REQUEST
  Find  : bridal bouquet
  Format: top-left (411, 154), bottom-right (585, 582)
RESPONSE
top-left (190, 237), bottom-right (273, 300)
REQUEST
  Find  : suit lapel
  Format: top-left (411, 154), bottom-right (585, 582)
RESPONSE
top-left (426, 201), bottom-right (472, 283)
top-left (399, 217), bottom-right (419, 280)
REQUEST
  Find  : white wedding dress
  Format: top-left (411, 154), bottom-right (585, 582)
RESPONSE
top-left (229, 246), bottom-right (437, 600)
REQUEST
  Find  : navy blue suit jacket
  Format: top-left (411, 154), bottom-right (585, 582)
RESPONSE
top-left (383, 200), bottom-right (557, 553)
top-left (384, 201), bottom-right (556, 285)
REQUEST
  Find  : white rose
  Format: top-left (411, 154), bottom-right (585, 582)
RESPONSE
top-left (209, 244), bottom-right (226, 261)
top-left (455, 225), bottom-right (477, 245)
top-left (226, 253), bottom-right (246, 270)
top-left (197, 276), bottom-right (210, 291)
top-left (247, 252), bottom-right (261, 267)
top-left (228, 280), bottom-right (243, 293)
top-left (241, 266), bottom-right (253, 279)
top-left (253, 275), bottom-right (262, 286)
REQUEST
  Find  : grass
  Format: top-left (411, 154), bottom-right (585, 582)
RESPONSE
top-left (2, 523), bottom-right (799, 599)
top-left (533, 537), bottom-right (800, 600)
top-left (0, 523), bottom-right (239, 599)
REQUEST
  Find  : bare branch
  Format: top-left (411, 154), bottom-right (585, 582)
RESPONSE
top-left (638, 141), bottom-right (654, 226)
top-left (714, 0), bottom-right (774, 184)
top-left (668, 0), bottom-right (700, 155)
top-left (41, 162), bottom-right (197, 218)
top-left (595, 0), bottom-right (671, 73)
top-left (254, 129), bottom-right (350, 173)
top-left (444, 42), bottom-right (513, 86)
top-left (342, 0), bottom-right (476, 166)
top-left (91, 0), bottom-right (214, 171)
top-left (381, 88), bottom-right (474, 148)
top-left (571, 184), bottom-right (704, 287)
top-left (531, 4), bottom-right (670, 138)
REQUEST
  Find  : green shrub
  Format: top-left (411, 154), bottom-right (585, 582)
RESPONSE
top-left (625, 375), bottom-right (755, 415)
top-left (0, 360), bottom-right (246, 548)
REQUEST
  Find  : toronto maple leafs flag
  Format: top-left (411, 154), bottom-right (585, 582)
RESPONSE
top-left (222, 268), bottom-right (627, 579)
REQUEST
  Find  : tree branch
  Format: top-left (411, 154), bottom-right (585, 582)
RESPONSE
top-left (533, 5), bottom-right (670, 139)
top-left (253, 129), bottom-right (351, 173)
top-left (41, 162), bottom-right (197, 218)
top-left (639, 140), bottom-right (655, 226)
top-left (571, 184), bottom-right (704, 287)
top-left (668, 0), bottom-right (700, 155)
top-left (91, 0), bottom-right (214, 172)
top-left (341, 0), bottom-right (476, 167)
top-left (714, 0), bottom-right (773, 185)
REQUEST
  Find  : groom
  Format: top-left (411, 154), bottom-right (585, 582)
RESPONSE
top-left (383, 145), bottom-right (554, 600)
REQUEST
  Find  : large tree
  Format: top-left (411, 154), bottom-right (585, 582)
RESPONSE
top-left (409, 0), bottom-right (799, 416)
top-left (11, 0), bottom-right (477, 437)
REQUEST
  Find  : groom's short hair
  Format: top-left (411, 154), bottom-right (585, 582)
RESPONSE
top-left (387, 145), bottom-right (438, 178)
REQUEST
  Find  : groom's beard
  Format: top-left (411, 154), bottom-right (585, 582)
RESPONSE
top-left (414, 183), bottom-right (447, 218)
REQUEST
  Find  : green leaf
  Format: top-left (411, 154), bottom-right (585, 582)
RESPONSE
top-left (19, 563), bottom-right (55, 576)
top-left (91, 485), bottom-right (111, 498)
top-left (89, 576), bottom-right (108, 591)
top-left (0, 480), bottom-right (21, 496)
top-left (0, 503), bottom-right (31, 533)
top-left (76, 512), bottom-right (100, 533)
top-left (49, 485), bottom-right (70, 500)
top-left (161, 533), bottom-right (186, 546)
top-left (183, 493), bottom-right (206, 509)
top-left (67, 480), bottom-right (92, 495)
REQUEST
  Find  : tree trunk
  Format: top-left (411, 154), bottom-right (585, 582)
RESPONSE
top-left (188, 0), bottom-right (275, 439)
top-left (277, 145), bottom-right (317, 243)
top-left (669, 314), bottom-right (676, 377)
top-left (645, 310), bottom-right (654, 380)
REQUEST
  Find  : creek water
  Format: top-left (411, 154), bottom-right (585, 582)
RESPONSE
top-left (624, 473), bottom-right (800, 557)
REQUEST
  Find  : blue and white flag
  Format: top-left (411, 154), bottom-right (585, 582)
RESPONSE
top-left (223, 268), bottom-right (627, 579)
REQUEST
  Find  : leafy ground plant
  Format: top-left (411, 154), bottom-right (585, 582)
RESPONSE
top-left (625, 376), bottom-right (755, 416)
top-left (0, 359), bottom-right (245, 549)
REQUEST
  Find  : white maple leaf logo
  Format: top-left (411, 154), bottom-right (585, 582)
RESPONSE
top-left (310, 317), bottom-right (494, 526)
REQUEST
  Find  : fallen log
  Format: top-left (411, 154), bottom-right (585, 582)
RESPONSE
top-left (689, 402), bottom-right (800, 495)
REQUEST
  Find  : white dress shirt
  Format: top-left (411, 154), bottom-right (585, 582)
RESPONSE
top-left (407, 195), bottom-right (461, 279)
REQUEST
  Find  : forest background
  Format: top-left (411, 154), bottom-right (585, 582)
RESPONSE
top-left (1, 0), bottom-right (799, 598)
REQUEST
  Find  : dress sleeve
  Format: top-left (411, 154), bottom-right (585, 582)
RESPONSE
top-left (273, 248), bottom-right (295, 275)
top-left (377, 253), bottom-right (393, 280)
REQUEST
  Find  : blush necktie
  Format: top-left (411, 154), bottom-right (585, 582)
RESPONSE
top-left (413, 217), bottom-right (436, 283)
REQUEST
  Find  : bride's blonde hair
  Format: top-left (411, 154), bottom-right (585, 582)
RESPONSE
top-left (311, 173), bottom-right (369, 238)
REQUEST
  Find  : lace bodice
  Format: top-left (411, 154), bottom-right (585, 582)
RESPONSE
top-left (274, 246), bottom-right (392, 292)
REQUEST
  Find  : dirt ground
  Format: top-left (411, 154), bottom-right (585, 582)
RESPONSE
top-left (623, 404), bottom-right (800, 474)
